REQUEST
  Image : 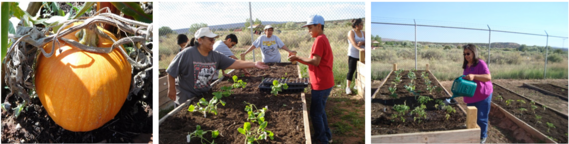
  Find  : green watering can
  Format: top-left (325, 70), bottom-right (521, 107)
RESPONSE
top-left (445, 75), bottom-right (477, 104)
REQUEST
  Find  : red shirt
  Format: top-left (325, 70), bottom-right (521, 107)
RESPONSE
top-left (309, 34), bottom-right (334, 90)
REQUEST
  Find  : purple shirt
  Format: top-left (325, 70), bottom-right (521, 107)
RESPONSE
top-left (462, 59), bottom-right (493, 104)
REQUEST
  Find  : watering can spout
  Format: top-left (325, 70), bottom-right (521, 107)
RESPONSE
top-left (445, 75), bottom-right (477, 105)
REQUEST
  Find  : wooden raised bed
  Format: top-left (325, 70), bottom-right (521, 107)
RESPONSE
top-left (158, 63), bottom-right (311, 144)
top-left (522, 83), bottom-right (568, 100)
top-left (371, 64), bottom-right (480, 143)
top-left (492, 83), bottom-right (568, 143)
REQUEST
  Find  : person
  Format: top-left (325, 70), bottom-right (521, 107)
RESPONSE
top-left (241, 25), bottom-right (295, 63)
top-left (213, 34), bottom-right (250, 77)
top-left (177, 34), bottom-right (189, 52)
top-left (166, 27), bottom-right (268, 106)
top-left (288, 14), bottom-right (334, 144)
top-left (345, 18), bottom-right (365, 95)
top-left (461, 44), bottom-right (493, 144)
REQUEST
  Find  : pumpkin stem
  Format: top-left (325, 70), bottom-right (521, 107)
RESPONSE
top-left (75, 25), bottom-right (99, 47)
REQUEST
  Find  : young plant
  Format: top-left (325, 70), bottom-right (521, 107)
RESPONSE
top-left (505, 99), bottom-right (514, 106)
top-left (417, 96), bottom-right (433, 105)
top-left (220, 86), bottom-right (233, 97)
top-left (517, 99), bottom-right (526, 105)
top-left (530, 100), bottom-right (536, 105)
top-left (187, 125), bottom-right (219, 144)
top-left (546, 122), bottom-right (556, 133)
top-left (445, 113), bottom-right (451, 120)
top-left (232, 75), bottom-right (247, 88)
top-left (404, 83), bottom-right (416, 93)
top-left (535, 114), bottom-right (542, 124)
top-left (410, 104), bottom-right (427, 123)
top-left (270, 80), bottom-right (289, 96)
top-left (407, 71), bottom-right (416, 82)
top-left (519, 108), bottom-right (527, 114)
top-left (444, 105), bottom-right (456, 114)
top-left (495, 95), bottom-right (503, 101)
top-left (426, 85), bottom-right (437, 95)
top-left (393, 76), bottom-right (402, 84)
top-left (542, 105), bottom-right (547, 111)
top-left (434, 99), bottom-right (445, 110)
top-left (238, 122), bottom-right (275, 144)
top-left (392, 102), bottom-right (410, 122)
top-left (244, 102), bottom-right (268, 124)
top-left (388, 83), bottom-right (398, 99)
top-left (394, 69), bottom-right (403, 77)
top-left (421, 71), bottom-right (427, 79)
top-left (188, 92), bottom-right (228, 118)
top-left (531, 105), bottom-right (538, 113)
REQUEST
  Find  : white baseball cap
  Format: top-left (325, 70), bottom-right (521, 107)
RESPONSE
top-left (264, 25), bottom-right (273, 30)
top-left (302, 15), bottom-right (325, 27)
top-left (194, 27), bottom-right (219, 38)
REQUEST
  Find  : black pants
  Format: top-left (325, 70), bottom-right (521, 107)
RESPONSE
top-left (347, 56), bottom-right (359, 81)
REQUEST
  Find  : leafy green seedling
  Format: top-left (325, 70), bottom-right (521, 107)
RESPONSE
top-left (270, 80), bottom-right (289, 96)
top-left (394, 69), bottom-right (403, 77)
top-left (238, 122), bottom-right (274, 144)
top-left (444, 105), bottom-right (456, 114)
top-left (505, 99), bottom-right (513, 106)
top-left (542, 105), bottom-right (547, 111)
top-left (244, 102), bottom-right (268, 124)
top-left (535, 114), bottom-right (542, 124)
top-left (232, 75), bottom-right (247, 88)
top-left (530, 100), bottom-right (536, 105)
top-left (546, 122), bottom-right (556, 133)
top-left (393, 76), bottom-right (402, 84)
top-left (189, 92), bottom-right (228, 118)
top-left (410, 104), bottom-right (427, 123)
top-left (496, 95), bottom-right (503, 101)
top-left (445, 113), bottom-right (451, 120)
top-left (417, 96), bottom-right (433, 105)
top-left (531, 105), bottom-right (538, 113)
top-left (404, 83), bottom-right (415, 93)
top-left (519, 108), bottom-right (527, 114)
top-left (187, 125), bottom-right (219, 144)
top-left (426, 85), bottom-right (437, 95)
top-left (388, 83), bottom-right (398, 99)
top-left (517, 99), bottom-right (526, 105)
top-left (392, 102), bottom-right (410, 122)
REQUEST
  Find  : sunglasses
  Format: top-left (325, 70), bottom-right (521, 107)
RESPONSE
top-left (231, 43), bottom-right (235, 47)
top-left (463, 53), bottom-right (471, 56)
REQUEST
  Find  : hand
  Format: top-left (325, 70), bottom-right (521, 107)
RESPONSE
top-left (464, 74), bottom-right (475, 81)
top-left (254, 62), bottom-right (268, 69)
top-left (359, 48), bottom-right (365, 52)
top-left (358, 41), bottom-right (365, 47)
top-left (240, 53), bottom-right (246, 60)
top-left (288, 55), bottom-right (299, 61)
top-left (243, 70), bottom-right (251, 77)
top-left (168, 90), bottom-right (176, 101)
top-left (223, 73), bottom-right (231, 78)
top-left (288, 51), bottom-right (297, 56)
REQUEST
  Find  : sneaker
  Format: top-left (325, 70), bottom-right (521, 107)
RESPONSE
top-left (346, 87), bottom-right (352, 95)
top-left (480, 137), bottom-right (487, 144)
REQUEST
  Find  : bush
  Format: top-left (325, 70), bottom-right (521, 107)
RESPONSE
top-left (397, 49), bottom-right (414, 60)
top-left (159, 26), bottom-right (175, 36)
top-left (421, 49), bottom-right (443, 60)
top-left (372, 50), bottom-right (397, 63)
top-left (547, 54), bottom-right (563, 63)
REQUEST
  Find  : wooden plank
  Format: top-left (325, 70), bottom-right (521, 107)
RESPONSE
top-left (159, 98), bottom-right (192, 125)
top-left (372, 70), bottom-right (392, 99)
top-left (159, 76), bottom-right (168, 91)
top-left (371, 128), bottom-right (480, 143)
top-left (298, 64), bottom-right (311, 144)
top-left (522, 83), bottom-right (567, 100)
top-left (466, 106), bottom-right (478, 129)
top-left (492, 103), bottom-right (556, 143)
top-left (356, 61), bottom-right (365, 97)
top-left (494, 83), bottom-right (568, 117)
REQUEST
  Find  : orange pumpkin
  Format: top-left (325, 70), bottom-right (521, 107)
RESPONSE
top-left (35, 22), bottom-right (132, 132)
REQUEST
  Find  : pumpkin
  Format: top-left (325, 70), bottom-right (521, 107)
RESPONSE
top-left (35, 22), bottom-right (132, 132)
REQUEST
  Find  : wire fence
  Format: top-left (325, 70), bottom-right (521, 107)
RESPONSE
top-left (158, 2), bottom-right (365, 86)
top-left (371, 20), bottom-right (568, 80)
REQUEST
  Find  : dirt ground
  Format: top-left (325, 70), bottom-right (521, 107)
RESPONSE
top-left (439, 79), bottom-right (568, 143)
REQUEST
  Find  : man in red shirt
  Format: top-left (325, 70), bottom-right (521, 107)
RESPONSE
top-left (288, 14), bottom-right (334, 144)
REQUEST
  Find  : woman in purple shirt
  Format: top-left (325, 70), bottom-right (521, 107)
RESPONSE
top-left (462, 44), bottom-right (493, 143)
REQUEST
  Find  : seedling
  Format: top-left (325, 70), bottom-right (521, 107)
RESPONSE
top-left (244, 102), bottom-right (268, 124)
top-left (426, 85), bottom-right (437, 95)
top-left (546, 122), bottom-right (556, 133)
top-left (530, 100), bottom-right (536, 105)
top-left (517, 99), bottom-right (526, 105)
top-left (393, 76), bottom-right (402, 84)
top-left (535, 114), bottom-right (542, 124)
top-left (407, 71), bottom-right (416, 82)
top-left (421, 71), bottom-right (427, 79)
top-left (496, 95), bottom-right (503, 101)
top-left (410, 104), bottom-right (427, 123)
top-left (187, 125), bottom-right (219, 144)
top-left (220, 86), bottom-right (233, 97)
top-left (417, 96), bottom-right (433, 105)
top-left (505, 99), bottom-right (513, 106)
top-left (188, 92), bottom-right (228, 118)
top-left (542, 105), bottom-right (547, 111)
top-left (392, 102), bottom-right (410, 122)
top-left (238, 122), bottom-right (274, 144)
top-left (388, 83), bottom-right (398, 99)
top-left (519, 108), bottom-right (527, 115)
top-left (531, 105), bottom-right (538, 113)
top-left (270, 80), bottom-right (289, 96)
top-left (444, 105), bottom-right (456, 114)
top-left (394, 69), bottom-right (403, 77)
top-left (445, 113), bottom-right (451, 120)
top-left (404, 83), bottom-right (416, 93)
top-left (232, 75), bottom-right (247, 88)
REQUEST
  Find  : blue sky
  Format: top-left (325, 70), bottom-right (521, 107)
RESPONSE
top-left (159, 2), bottom-right (364, 29)
top-left (371, 2), bottom-right (568, 48)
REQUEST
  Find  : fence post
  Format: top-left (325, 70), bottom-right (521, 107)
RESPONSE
top-left (249, 2), bottom-right (255, 62)
top-left (487, 25), bottom-right (491, 66)
top-left (544, 31), bottom-right (549, 79)
top-left (414, 19), bottom-right (417, 70)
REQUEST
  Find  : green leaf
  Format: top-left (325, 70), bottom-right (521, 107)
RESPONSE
top-left (220, 100), bottom-right (226, 106)
top-left (196, 125), bottom-right (201, 130)
top-left (2, 2), bottom-right (11, 60)
top-left (283, 83), bottom-right (289, 89)
top-left (210, 97), bottom-right (218, 104)
top-left (72, 2), bottom-right (94, 19)
top-left (267, 131), bottom-right (274, 140)
top-left (212, 130), bottom-right (219, 138)
top-left (199, 98), bottom-right (208, 105)
top-left (7, 21), bottom-right (14, 34)
top-left (238, 128), bottom-right (246, 134)
top-left (244, 122), bottom-right (251, 131)
top-left (9, 2), bottom-right (26, 19)
top-left (188, 105), bottom-right (195, 112)
top-left (232, 75), bottom-right (238, 82)
top-left (110, 2), bottom-right (152, 23)
top-left (213, 92), bottom-right (223, 99)
top-left (273, 80), bottom-right (278, 86)
top-left (260, 121), bottom-right (267, 129)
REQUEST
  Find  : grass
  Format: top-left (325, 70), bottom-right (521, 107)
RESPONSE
top-left (372, 46), bottom-right (568, 81)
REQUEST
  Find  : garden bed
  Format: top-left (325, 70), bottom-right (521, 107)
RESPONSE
top-left (523, 83), bottom-right (568, 100)
top-left (491, 83), bottom-right (568, 143)
top-left (371, 64), bottom-right (479, 143)
top-left (159, 63), bottom-right (309, 144)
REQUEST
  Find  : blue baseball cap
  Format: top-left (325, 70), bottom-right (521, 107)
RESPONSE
top-left (302, 15), bottom-right (325, 27)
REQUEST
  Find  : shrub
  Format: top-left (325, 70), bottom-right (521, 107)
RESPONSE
top-left (421, 49), bottom-right (443, 60)
top-left (547, 54), bottom-right (563, 63)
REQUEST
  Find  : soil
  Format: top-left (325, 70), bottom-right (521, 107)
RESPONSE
top-left (531, 83), bottom-right (568, 98)
top-left (1, 83), bottom-right (153, 143)
top-left (371, 70), bottom-right (467, 135)
top-left (491, 79), bottom-right (568, 114)
top-left (487, 104), bottom-right (535, 143)
top-left (159, 63), bottom-right (306, 144)
top-left (491, 85), bottom-right (568, 143)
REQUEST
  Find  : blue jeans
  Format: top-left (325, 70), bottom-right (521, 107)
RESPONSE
top-left (311, 88), bottom-right (332, 144)
top-left (467, 94), bottom-right (492, 139)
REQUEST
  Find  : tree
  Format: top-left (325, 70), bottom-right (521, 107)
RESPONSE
top-left (444, 45), bottom-right (452, 50)
top-left (244, 18), bottom-right (262, 28)
top-left (158, 26), bottom-right (174, 36)
top-left (188, 23), bottom-right (208, 35)
top-left (518, 44), bottom-right (527, 52)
